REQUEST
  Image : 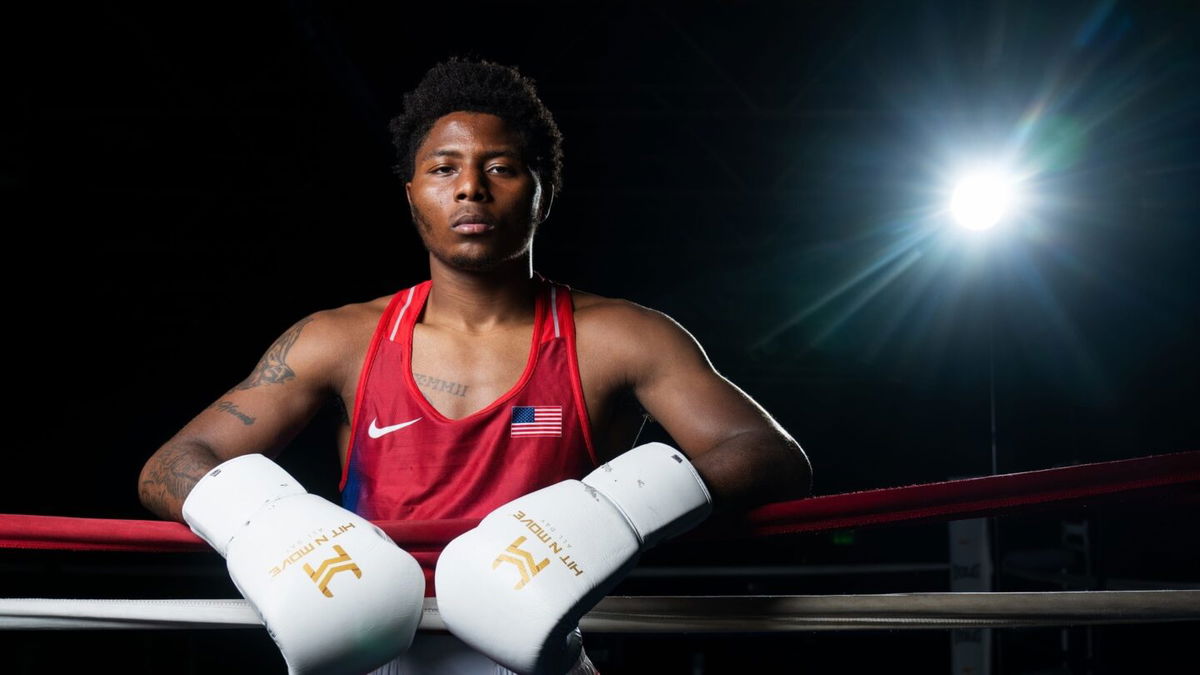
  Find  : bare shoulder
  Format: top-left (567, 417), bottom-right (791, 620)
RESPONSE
top-left (257, 293), bottom-right (394, 389)
top-left (570, 289), bottom-right (711, 376)
top-left (571, 289), bottom-right (696, 335)
top-left (292, 293), bottom-right (390, 345)
top-left (321, 293), bottom-right (394, 331)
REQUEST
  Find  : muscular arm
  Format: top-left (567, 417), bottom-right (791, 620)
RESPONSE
top-left (605, 304), bottom-right (812, 513)
top-left (138, 312), bottom-right (348, 521)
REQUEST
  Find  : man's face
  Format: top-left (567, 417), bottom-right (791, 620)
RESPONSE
top-left (405, 111), bottom-right (548, 273)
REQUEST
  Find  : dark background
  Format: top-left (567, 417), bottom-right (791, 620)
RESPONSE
top-left (6, 1), bottom-right (1198, 672)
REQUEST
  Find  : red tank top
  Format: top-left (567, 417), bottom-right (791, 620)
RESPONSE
top-left (339, 275), bottom-right (597, 595)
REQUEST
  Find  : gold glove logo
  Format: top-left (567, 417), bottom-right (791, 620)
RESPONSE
top-left (303, 545), bottom-right (361, 598)
top-left (493, 536), bottom-right (549, 590)
top-left (506, 509), bottom-right (586, 583)
top-left (268, 522), bottom-right (359, 578)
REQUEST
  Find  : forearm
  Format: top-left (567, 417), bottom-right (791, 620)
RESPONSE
top-left (138, 439), bottom-right (223, 522)
top-left (689, 430), bottom-right (812, 514)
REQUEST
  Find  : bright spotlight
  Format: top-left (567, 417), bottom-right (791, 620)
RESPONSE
top-left (949, 169), bottom-right (1018, 231)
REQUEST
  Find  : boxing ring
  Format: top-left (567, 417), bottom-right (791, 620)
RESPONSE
top-left (2, 451), bottom-right (1198, 666)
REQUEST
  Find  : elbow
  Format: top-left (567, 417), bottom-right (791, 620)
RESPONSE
top-left (776, 436), bottom-right (812, 500)
top-left (137, 462), bottom-right (155, 515)
top-left (137, 441), bottom-right (217, 522)
top-left (791, 440), bottom-right (813, 498)
top-left (695, 430), bottom-right (812, 512)
top-left (137, 456), bottom-right (164, 517)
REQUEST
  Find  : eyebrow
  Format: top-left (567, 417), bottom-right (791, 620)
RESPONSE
top-left (419, 148), bottom-right (522, 162)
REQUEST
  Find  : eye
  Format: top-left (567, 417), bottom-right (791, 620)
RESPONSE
top-left (430, 165), bottom-right (455, 175)
top-left (488, 164), bottom-right (514, 175)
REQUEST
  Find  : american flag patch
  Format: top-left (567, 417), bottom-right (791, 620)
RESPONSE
top-left (510, 406), bottom-right (562, 437)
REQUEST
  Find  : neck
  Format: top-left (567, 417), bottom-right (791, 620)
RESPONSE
top-left (425, 254), bottom-right (538, 332)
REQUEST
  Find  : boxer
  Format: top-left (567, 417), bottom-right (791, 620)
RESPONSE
top-left (140, 58), bottom-right (812, 673)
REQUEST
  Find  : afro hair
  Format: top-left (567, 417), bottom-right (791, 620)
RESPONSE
top-left (389, 58), bottom-right (564, 196)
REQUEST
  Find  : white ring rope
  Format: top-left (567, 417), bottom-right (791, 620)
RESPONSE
top-left (2, 591), bottom-right (1196, 632)
top-left (0, 598), bottom-right (261, 630)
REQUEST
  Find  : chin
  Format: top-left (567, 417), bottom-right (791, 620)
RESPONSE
top-left (433, 248), bottom-right (524, 273)
top-left (426, 231), bottom-right (535, 273)
top-left (447, 254), bottom-right (503, 272)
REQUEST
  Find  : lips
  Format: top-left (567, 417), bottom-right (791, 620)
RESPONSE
top-left (450, 212), bottom-right (497, 234)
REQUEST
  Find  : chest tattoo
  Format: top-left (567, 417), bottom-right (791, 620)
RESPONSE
top-left (413, 372), bottom-right (469, 398)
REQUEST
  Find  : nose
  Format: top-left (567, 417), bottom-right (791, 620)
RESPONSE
top-left (455, 165), bottom-right (490, 202)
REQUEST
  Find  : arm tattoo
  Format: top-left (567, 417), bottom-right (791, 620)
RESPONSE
top-left (236, 316), bottom-right (314, 390)
top-left (140, 442), bottom-right (215, 519)
top-left (413, 372), bottom-right (469, 398)
top-left (209, 399), bottom-right (255, 425)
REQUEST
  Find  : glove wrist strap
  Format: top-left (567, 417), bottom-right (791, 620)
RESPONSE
top-left (182, 454), bottom-right (307, 555)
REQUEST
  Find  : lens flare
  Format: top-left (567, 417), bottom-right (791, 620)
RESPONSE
top-left (949, 170), bottom-right (1019, 230)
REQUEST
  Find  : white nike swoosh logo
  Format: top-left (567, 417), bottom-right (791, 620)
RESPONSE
top-left (368, 417), bottom-right (423, 438)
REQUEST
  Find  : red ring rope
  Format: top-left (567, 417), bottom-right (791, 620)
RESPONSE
top-left (1, 451), bottom-right (1195, 553)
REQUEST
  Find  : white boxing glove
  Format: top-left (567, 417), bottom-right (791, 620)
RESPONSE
top-left (435, 442), bottom-right (712, 674)
top-left (183, 454), bottom-right (425, 675)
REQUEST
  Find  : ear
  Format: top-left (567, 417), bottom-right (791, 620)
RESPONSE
top-left (404, 181), bottom-right (413, 206)
top-left (536, 187), bottom-right (555, 224)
